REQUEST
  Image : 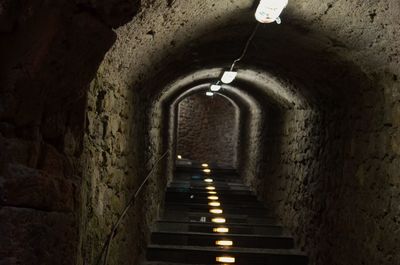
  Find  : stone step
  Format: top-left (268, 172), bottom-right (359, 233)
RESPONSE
top-left (165, 192), bottom-right (259, 204)
top-left (164, 202), bottom-right (268, 215)
top-left (154, 221), bottom-right (289, 236)
top-left (166, 188), bottom-right (254, 196)
top-left (161, 211), bottom-right (276, 224)
top-left (150, 231), bottom-right (294, 249)
top-left (146, 245), bottom-right (308, 265)
top-left (163, 207), bottom-right (271, 219)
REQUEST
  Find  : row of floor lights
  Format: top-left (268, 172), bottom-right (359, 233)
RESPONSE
top-left (202, 163), bottom-right (235, 264)
top-left (206, 0), bottom-right (289, 97)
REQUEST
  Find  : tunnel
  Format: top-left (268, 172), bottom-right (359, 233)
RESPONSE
top-left (0, 1), bottom-right (399, 265)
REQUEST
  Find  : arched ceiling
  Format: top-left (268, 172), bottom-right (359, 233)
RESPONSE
top-left (96, 0), bottom-right (397, 111)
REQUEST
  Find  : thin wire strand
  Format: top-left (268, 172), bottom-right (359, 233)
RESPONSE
top-left (229, 22), bottom-right (260, 71)
top-left (97, 150), bottom-right (171, 265)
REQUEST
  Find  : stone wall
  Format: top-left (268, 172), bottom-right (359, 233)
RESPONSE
top-left (243, 83), bottom-right (400, 265)
top-left (177, 93), bottom-right (238, 167)
top-left (0, 0), bottom-right (140, 264)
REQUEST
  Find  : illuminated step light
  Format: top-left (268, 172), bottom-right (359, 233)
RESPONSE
top-left (204, 178), bottom-right (213, 183)
top-left (201, 163), bottom-right (209, 167)
top-left (208, 196), bottom-right (219, 200)
top-left (212, 217), bottom-right (226, 224)
top-left (216, 240), bottom-right (233, 246)
top-left (255, 0), bottom-right (288, 24)
top-left (206, 186), bottom-right (215, 190)
top-left (209, 201), bottom-right (221, 207)
top-left (213, 227), bottom-right (229, 233)
top-left (208, 191), bottom-right (217, 195)
top-left (221, 71), bottom-right (237, 84)
top-left (210, 209), bottom-right (223, 214)
top-left (177, 155), bottom-right (182, 159)
top-left (203, 168), bottom-right (211, 173)
top-left (216, 256), bottom-right (235, 263)
top-left (206, 91), bottom-right (214, 97)
top-left (210, 84), bottom-right (222, 92)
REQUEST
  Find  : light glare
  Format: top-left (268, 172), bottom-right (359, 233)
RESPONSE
top-left (208, 196), bottom-right (219, 200)
top-left (204, 178), bottom-right (213, 183)
top-left (216, 256), bottom-right (235, 263)
top-left (212, 217), bottom-right (226, 224)
top-left (210, 209), bottom-right (223, 214)
top-left (201, 163), bottom-right (209, 167)
top-left (216, 240), bottom-right (233, 246)
top-left (206, 186), bottom-right (215, 190)
top-left (203, 169), bottom-right (211, 173)
top-left (209, 201), bottom-right (221, 207)
top-left (208, 191), bottom-right (217, 194)
top-left (213, 227), bottom-right (229, 233)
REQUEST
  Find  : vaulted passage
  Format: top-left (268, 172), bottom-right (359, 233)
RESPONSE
top-left (0, 1), bottom-right (399, 265)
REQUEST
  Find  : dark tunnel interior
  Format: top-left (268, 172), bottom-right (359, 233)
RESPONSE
top-left (0, 1), bottom-right (399, 265)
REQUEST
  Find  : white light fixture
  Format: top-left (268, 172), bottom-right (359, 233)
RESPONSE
top-left (208, 196), bottom-right (219, 200)
top-left (177, 155), bottom-right (182, 159)
top-left (210, 84), bottom-right (222, 92)
top-left (203, 169), bottom-right (211, 173)
top-left (206, 91), bottom-right (214, 96)
top-left (204, 178), bottom-right (213, 183)
top-left (202, 163), bottom-right (209, 168)
top-left (221, 71), bottom-right (237, 84)
top-left (255, 0), bottom-right (288, 24)
top-left (206, 186), bottom-right (216, 190)
top-left (208, 191), bottom-right (217, 194)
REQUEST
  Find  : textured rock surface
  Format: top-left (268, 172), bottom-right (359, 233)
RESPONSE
top-left (0, 1), bottom-right (399, 265)
top-left (177, 93), bottom-right (238, 167)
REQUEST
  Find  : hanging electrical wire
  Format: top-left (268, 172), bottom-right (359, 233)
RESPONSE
top-left (207, 0), bottom-right (289, 95)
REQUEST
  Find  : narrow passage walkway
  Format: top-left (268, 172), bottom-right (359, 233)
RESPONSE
top-left (144, 165), bottom-right (308, 265)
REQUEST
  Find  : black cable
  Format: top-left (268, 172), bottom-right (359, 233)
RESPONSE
top-left (229, 22), bottom-right (260, 71)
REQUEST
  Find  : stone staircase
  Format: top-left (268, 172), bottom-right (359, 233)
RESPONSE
top-left (143, 166), bottom-right (308, 265)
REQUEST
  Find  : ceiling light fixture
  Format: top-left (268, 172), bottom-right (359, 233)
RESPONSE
top-left (202, 163), bottom-right (209, 167)
top-left (206, 91), bottom-right (214, 96)
top-left (210, 84), bottom-right (222, 91)
top-left (221, 71), bottom-right (238, 84)
top-left (204, 178), bottom-right (213, 183)
top-left (206, 186), bottom-right (216, 190)
top-left (208, 196), bottom-right (219, 200)
top-left (255, 0), bottom-right (288, 24)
